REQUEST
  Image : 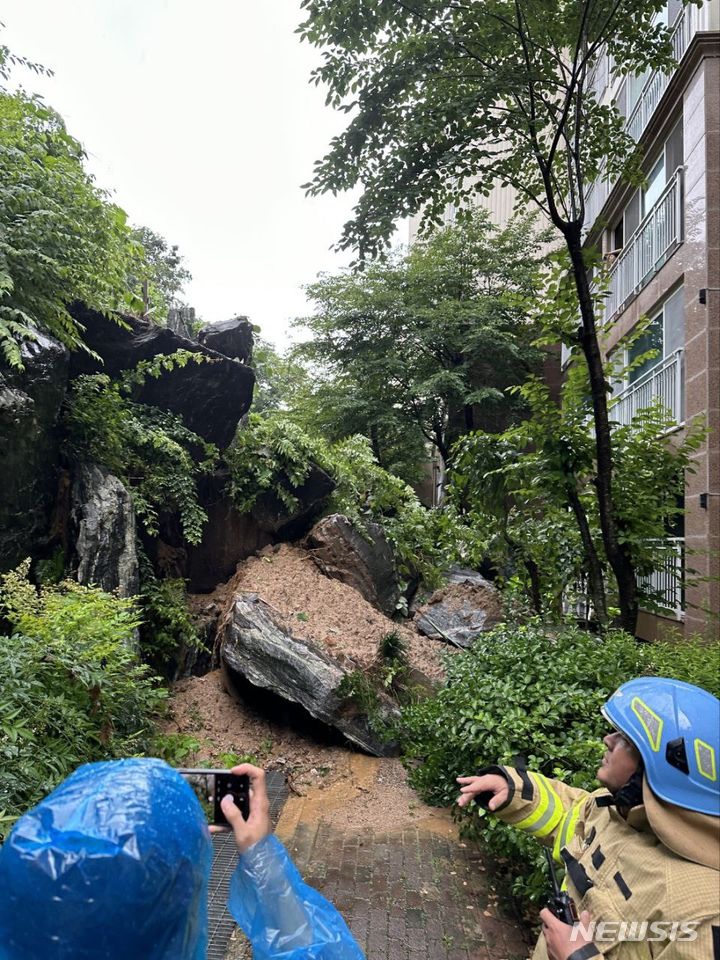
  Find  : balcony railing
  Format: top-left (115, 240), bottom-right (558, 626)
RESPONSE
top-left (582, 3), bottom-right (705, 235)
top-left (625, 3), bottom-right (706, 144)
top-left (638, 538), bottom-right (684, 620)
top-left (601, 166), bottom-right (683, 322)
top-left (611, 348), bottom-right (684, 427)
top-left (564, 537), bottom-right (684, 624)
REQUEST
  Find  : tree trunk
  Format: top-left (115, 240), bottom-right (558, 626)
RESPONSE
top-left (565, 479), bottom-right (608, 627)
top-left (524, 557), bottom-right (543, 615)
top-left (369, 424), bottom-right (383, 465)
top-left (564, 227), bottom-right (639, 633)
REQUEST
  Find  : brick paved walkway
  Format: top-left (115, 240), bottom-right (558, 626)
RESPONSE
top-left (245, 756), bottom-right (532, 960)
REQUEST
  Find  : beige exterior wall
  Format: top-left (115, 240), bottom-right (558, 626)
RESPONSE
top-left (591, 34), bottom-right (720, 640)
top-left (408, 180), bottom-right (518, 244)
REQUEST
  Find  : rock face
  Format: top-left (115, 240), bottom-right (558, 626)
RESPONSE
top-left (185, 472), bottom-right (272, 592)
top-left (304, 514), bottom-right (400, 616)
top-left (221, 593), bottom-right (398, 756)
top-left (250, 466), bottom-right (335, 538)
top-left (0, 332), bottom-right (69, 571)
top-left (414, 572), bottom-right (503, 648)
top-left (167, 306), bottom-right (197, 340)
top-left (71, 463), bottom-right (139, 598)
top-left (68, 303), bottom-right (255, 448)
top-left (198, 317), bottom-right (253, 363)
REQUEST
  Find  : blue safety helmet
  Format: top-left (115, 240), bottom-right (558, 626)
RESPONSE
top-left (0, 758), bottom-right (212, 960)
top-left (602, 677), bottom-right (720, 817)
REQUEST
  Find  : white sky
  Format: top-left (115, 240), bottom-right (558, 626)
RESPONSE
top-left (1, 0), bottom-right (366, 348)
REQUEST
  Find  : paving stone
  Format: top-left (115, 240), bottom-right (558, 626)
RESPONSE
top-left (276, 813), bottom-right (531, 960)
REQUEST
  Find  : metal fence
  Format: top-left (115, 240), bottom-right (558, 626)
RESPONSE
top-left (601, 167), bottom-right (683, 322)
top-left (625, 3), bottom-right (705, 144)
top-left (638, 538), bottom-right (685, 620)
top-left (563, 538), bottom-right (685, 624)
top-left (611, 349), bottom-right (684, 427)
top-left (583, 2), bottom-right (704, 236)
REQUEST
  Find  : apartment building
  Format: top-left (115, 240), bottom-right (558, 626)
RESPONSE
top-left (409, 2), bottom-right (719, 636)
top-left (582, 0), bottom-right (719, 639)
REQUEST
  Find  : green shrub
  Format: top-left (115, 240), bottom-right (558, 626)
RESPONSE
top-left (649, 635), bottom-right (720, 698)
top-left (152, 732), bottom-right (202, 766)
top-left (0, 563), bottom-right (165, 835)
top-left (226, 414), bottom-right (331, 513)
top-left (226, 417), bottom-right (488, 592)
top-left (65, 353), bottom-right (218, 545)
top-left (138, 558), bottom-right (200, 677)
top-left (397, 621), bottom-right (720, 903)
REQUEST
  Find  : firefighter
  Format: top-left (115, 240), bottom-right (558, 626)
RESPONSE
top-left (456, 677), bottom-right (720, 959)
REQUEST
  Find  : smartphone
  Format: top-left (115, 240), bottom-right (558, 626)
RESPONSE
top-left (178, 769), bottom-right (250, 826)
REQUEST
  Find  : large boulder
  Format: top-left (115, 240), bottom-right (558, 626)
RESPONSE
top-left (68, 303), bottom-right (254, 448)
top-left (414, 573), bottom-right (503, 648)
top-left (0, 332), bottom-right (69, 571)
top-left (71, 463), bottom-right (139, 598)
top-left (304, 514), bottom-right (400, 616)
top-left (221, 593), bottom-right (398, 756)
top-left (250, 466), bottom-right (335, 538)
top-left (198, 317), bottom-right (253, 363)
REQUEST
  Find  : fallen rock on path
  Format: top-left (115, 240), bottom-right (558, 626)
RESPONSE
top-left (415, 577), bottom-right (503, 648)
top-left (304, 513), bottom-right (400, 616)
top-left (221, 592), bottom-right (400, 756)
top-left (227, 543), bottom-right (447, 681)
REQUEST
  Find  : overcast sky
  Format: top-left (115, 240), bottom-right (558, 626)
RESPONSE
top-left (2, 0), bottom-right (369, 348)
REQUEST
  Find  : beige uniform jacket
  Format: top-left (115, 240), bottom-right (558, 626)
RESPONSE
top-left (489, 766), bottom-right (720, 960)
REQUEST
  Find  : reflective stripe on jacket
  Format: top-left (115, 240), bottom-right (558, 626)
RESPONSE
top-left (489, 766), bottom-right (720, 960)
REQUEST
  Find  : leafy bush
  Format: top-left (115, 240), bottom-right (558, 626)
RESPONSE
top-left (138, 558), bottom-right (200, 678)
top-left (330, 435), bottom-right (487, 588)
top-left (226, 413), bottom-right (331, 514)
top-left (0, 50), bottom-right (141, 367)
top-left (152, 732), bottom-right (202, 766)
top-left (0, 563), bottom-right (165, 835)
top-left (227, 416), bottom-right (488, 592)
top-left (65, 352), bottom-right (218, 544)
top-left (398, 622), bottom-right (720, 903)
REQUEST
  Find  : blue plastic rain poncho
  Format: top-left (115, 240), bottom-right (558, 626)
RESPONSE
top-left (0, 758), bottom-right (364, 960)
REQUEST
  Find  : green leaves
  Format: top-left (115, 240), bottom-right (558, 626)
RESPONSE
top-left (0, 82), bottom-right (138, 366)
top-left (226, 414), bottom-right (329, 514)
top-left (397, 620), bottom-right (719, 904)
top-left (0, 564), bottom-right (165, 835)
top-left (301, 0), bottom-right (681, 260)
top-left (126, 225), bottom-right (192, 323)
top-left (294, 209), bottom-right (549, 473)
top-left (225, 414), bottom-right (487, 591)
top-left (64, 354), bottom-right (218, 545)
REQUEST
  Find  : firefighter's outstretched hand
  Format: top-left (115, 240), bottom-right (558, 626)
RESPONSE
top-left (540, 908), bottom-right (596, 960)
top-left (456, 773), bottom-right (509, 810)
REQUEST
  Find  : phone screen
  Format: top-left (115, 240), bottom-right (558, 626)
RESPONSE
top-left (178, 769), bottom-right (250, 825)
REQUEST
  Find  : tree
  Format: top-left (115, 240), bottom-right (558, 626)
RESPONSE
top-left (299, 0), bottom-right (687, 632)
top-left (250, 335), bottom-right (309, 414)
top-left (295, 210), bottom-right (549, 478)
top-left (452, 322), bottom-right (704, 625)
top-left (0, 43), bottom-right (140, 367)
top-left (127, 226), bottom-right (192, 323)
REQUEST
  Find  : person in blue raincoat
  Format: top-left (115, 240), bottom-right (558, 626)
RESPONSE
top-left (0, 759), bottom-right (364, 960)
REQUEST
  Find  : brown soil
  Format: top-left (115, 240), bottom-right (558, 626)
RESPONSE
top-left (223, 543), bottom-right (450, 681)
top-left (163, 669), bottom-right (353, 793)
top-left (172, 543), bottom-right (453, 792)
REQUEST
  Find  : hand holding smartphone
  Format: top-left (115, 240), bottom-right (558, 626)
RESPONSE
top-left (178, 769), bottom-right (250, 826)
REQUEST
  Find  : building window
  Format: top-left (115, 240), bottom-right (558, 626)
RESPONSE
top-left (626, 286), bottom-right (684, 381)
top-left (610, 286), bottom-right (685, 427)
top-left (606, 119), bottom-right (683, 255)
